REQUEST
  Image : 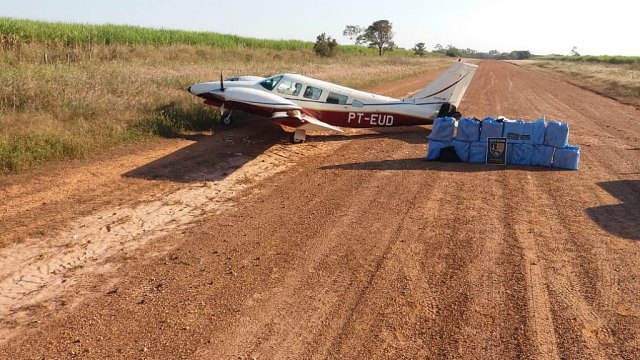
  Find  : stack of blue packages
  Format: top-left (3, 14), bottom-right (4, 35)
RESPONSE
top-left (553, 145), bottom-right (580, 170)
top-left (426, 117), bottom-right (455, 160)
top-left (521, 118), bottom-right (546, 145)
top-left (479, 117), bottom-right (504, 141)
top-left (469, 141), bottom-right (487, 163)
top-left (452, 117), bottom-right (480, 162)
top-left (532, 145), bottom-right (555, 167)
top-left (544, 121), bottom-right (569, 148)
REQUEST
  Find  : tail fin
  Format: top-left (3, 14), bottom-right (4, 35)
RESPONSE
top-left (406, 62), bottom-right (478, 108)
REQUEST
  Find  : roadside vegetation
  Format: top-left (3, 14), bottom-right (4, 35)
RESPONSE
top-left (0, 18), bottom-right (450, 174)
top-left (539, 55), bottom-right (640, 65)
top-left (523, 60), bottom-right (640, 108)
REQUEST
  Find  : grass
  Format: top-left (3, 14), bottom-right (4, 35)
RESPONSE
top-left (524, 60), bottom-right (640, 108)
top-left (538, 55), bottom-right (640, 65)
top-left (0, 28), bottom-right (450, 174)
top-left (0, 17), bottom-right (420, 57)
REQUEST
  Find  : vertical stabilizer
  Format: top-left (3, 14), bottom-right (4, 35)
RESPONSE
top-left (406, 62), bottom-right (478, 108)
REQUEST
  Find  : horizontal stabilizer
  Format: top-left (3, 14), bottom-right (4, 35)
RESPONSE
top-left (271, 111), bottom-right (343, 132)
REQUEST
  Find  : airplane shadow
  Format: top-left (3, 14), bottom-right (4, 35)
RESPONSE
top-left (320, 158), bottom-right (558, 172)
top-left (586, 180), bottom-right (640, 241)
top-left (123, 118), bottom-right (288, 183)
top-left (124, 113), bottom-right (435, 182)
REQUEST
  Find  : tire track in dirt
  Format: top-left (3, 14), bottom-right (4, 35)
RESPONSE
top-left (0, 140), bottom-right (342, 344)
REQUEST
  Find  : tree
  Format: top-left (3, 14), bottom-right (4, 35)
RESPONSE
top-left (433, 44), bottom-right (445, 53)
top-left (570, 46), bottom-right (580, 56)
top-left (342, 25), bottom-right (364, 44)
top-left (358, 20), bottom-right (395, 56)
top-left (313, 33), bottom-right (338, 57)
top-left (413, 42), bottom-right (427, 56)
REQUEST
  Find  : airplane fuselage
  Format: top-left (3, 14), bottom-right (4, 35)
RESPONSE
top-left (189, 73), bottom-right (443, 128)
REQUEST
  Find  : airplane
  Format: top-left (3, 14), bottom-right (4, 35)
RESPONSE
top-left (187, 62), bottom-right (477, 143)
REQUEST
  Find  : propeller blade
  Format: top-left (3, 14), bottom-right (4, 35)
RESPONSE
top-left (220, 72), bottom-right (224, 91)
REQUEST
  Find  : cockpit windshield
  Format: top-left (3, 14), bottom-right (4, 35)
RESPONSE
top-left (259, 75), bottom-right (283, 91)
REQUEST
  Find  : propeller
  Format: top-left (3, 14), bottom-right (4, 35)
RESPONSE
top-left (220, 72), bottom-right (225, 92)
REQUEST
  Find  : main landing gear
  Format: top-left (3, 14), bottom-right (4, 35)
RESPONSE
top-left (290, 129), bottom-right (306, 144)
top-left (220, 111), bottom-right (234, 126)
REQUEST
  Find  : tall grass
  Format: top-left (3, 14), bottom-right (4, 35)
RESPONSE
top-left (0, 17), bottom-right (422, 57)
top-left (0, 38), bottom-right (450, 174)
top-left (0, 17), bottom-right (314, 50)
top-left (539, 55), bottom-right (640, 65)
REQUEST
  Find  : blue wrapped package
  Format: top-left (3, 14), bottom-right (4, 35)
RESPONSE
top-left (511, 143), bottom-right (534, 166)
top-left (425, 140), bottom-right (452, 160)
top-left (455, 117), bottom-right (481, 142)
top-left (521, 118), bottom-right (546, 145)
top-left (428, 117), bottom-right (456, 142)
top-left (506, 143), bottom-right (514, 164)
top-left (532, 145), bottom-right (555, 167)
top-left (553, 145), bottom-right (580, 170)
top-left (480, 117), bottom-right (504, 141)
top-left (452, 139), bottom-right (471, 162)
top-left (503, 119), bottom-right (525, 143)
top-left (544, 121), bottom-right (569, 148)
top-left (469, 141), bottom-right (487, 163)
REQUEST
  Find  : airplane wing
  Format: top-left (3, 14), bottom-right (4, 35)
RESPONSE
top-left (271, 111), bottom-right (343, 133)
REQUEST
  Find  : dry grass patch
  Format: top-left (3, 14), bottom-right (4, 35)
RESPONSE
top-left (524, 60), bottom-right (640, 108)
top-left (0, 43), bottom-right (450, 173)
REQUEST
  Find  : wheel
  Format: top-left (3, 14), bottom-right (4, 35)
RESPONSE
top-left (452, 111), bottom-right (462, 120)
top-left (290, 132), bottom-right (305, 144)
top-left (220, 111), bottom-right (233, 126)
top-left (221, 115), bottom-right (232, 126)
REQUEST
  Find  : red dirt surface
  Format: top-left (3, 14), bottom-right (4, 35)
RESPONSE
top-left (0, 60), bottom-right (639, 359)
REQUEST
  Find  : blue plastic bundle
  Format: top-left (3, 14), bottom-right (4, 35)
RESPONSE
top-left (426, 140), bottom-right (452, 160)
top-left (452, 139), bottom-right (471, 162)
top-left (506, 143), bottom-right (514, 164)
top-left (553, 145), bottom-right (580, 170)
top-left (532, 145), bottom-right (555, 167)
top-left (521, 118), bottom-right (546, 145)
top-left (503, 119), bottom-right (525, 142)
top-left (511, 143), bottom-right (534, 166)
top-left (544, 121), bottom-right (569, 148)
top-left (428, 117), bottom-right (456, 142)
top-left (480, 117), bottom-right (504, 141)
top-left (469, 141), bottom-right (487, 163)
top-left (455, 117), bottom-right (481, 142)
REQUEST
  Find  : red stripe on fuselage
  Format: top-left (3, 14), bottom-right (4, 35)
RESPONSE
top-left (203, 100), bottom-right (436, 129)
top-left (301, 109), bottom-right (435, 128)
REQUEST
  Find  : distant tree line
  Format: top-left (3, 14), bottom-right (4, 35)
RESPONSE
top-left (432, 44), bottom-right (532, 60)
top-left (314, 19), bottom-right (534, 60)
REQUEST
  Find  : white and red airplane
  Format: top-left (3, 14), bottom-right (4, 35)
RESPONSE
top-left (188, 62), bottom-right (477, 143)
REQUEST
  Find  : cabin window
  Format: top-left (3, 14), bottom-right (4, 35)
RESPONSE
top-left (303, 86), bottom-right (323, 100)
top-left (259, 75), bottom-right (283, 91)
top-left (326, 92), bottom-right (348, 105)
top-left (276, 80), bottom-right (303, 96)
top-left (352, 99), bottom-right (364, 108)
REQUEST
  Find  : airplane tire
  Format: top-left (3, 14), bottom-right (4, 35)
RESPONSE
top-left (221, 115), bottom-right (232, 126)
top-left (290, 132), bottom-right (305, 144)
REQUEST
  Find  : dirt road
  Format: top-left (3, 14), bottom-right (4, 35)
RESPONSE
top-left (1, 61), bottom-right (638, 359)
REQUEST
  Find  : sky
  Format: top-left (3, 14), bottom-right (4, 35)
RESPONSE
top-left (1, 0), bottom-right (638, 56)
